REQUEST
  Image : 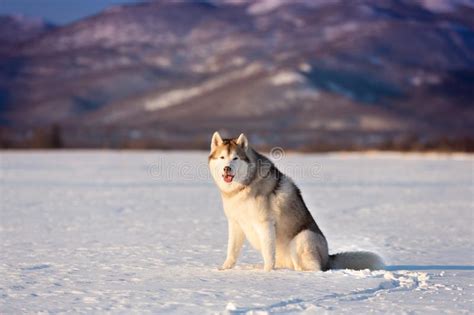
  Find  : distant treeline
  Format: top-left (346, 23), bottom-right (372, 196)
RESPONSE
top-left (1, 125), bottom-right (473, 152)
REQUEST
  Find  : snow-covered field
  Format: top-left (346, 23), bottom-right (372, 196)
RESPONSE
top-left (1, 151), bottom-right (473, 314)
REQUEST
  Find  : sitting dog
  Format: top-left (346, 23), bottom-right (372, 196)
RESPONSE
top-left (208, 132), bottom-right (384, 271)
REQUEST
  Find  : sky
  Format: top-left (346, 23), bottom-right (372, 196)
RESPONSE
top-left (0, 0), bottom-right (144, 24)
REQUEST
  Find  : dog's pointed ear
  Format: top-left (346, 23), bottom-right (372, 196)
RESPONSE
top-left (236, 133), bottom-right (248, 150)
top-left (211, 131), bottom-right (223, 151)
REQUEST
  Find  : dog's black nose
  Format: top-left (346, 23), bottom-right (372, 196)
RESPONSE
top-left (223, 166), bottom-right (232, 173)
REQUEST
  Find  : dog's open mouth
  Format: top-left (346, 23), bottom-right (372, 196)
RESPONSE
top-left (222, 174), bottom-right (235, 183)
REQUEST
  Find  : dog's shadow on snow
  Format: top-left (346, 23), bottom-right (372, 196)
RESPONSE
top-left (385, 265), bottom-right (474, 271)
top-left (231, 264), bottom-right (474, 271)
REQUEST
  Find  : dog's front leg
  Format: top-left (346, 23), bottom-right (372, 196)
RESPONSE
top-left (220, 219), bottom-right (245, 270)
top-left (256, 221), bottom-right (276, 271)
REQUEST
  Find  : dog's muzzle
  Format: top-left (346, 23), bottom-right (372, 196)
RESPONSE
top-left (222, 166), bottom-right (235, 183)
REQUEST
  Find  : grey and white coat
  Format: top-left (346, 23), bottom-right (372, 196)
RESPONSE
top-left (208, 132), bottom-right (383, 272)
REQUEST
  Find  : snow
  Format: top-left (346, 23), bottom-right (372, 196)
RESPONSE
top-left (299, 63), bottom-right (312, 73)
top-left (0, 151), bottom-right (473, 313)
top-left (144, 63), bottom-right (262, 111)
top-left (246, 0), bottom-right (340, 15)
top-left (247, 0), bottom-right (289, 15)
top-left (416, 0), bottom-right (474, 13)
top-left (323, 22), bottom-right (359, 41)
top-left (270, 71), bottom-right (304, 86)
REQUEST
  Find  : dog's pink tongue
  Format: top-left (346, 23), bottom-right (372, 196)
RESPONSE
top-left (223, 175), bottom-right (233, 183)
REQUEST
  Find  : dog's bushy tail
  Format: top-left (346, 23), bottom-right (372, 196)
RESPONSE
top-left (329, 251), bottom-right (385, 270)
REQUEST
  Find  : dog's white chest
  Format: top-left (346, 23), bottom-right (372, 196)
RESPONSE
top-left (223, 195), bottom-right (272, 250)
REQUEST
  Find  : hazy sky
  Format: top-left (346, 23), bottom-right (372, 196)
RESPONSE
top-left (0, 0), bottom-right (144, 24)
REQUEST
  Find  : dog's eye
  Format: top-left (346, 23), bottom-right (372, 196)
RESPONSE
top-left (233, 157), bottom-right (238, 160)
top-left (220, 156), bottom-right (224, 159)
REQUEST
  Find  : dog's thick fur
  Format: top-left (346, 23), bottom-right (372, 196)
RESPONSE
top-left (208, 132), bottom-right (384, 272)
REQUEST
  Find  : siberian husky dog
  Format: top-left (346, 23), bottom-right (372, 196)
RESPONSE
top-left (208, 132), bottom-right (384, 272)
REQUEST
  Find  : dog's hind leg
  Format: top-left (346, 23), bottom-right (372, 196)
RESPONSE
top-left (290, 230), bottom-right (328, 271)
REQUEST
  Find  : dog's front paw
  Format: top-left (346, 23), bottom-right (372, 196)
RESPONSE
top-left (263, 264), bottom-right (274, 272)
top-left (218, 260), bottom-right (235, 270)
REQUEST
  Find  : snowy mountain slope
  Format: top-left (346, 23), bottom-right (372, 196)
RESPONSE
top-left (0, 151), bottom-right (472, 313)
top-left (0, 0), bottom-right (473, 149)
top-left (0, 15), bottom-right (54, 53)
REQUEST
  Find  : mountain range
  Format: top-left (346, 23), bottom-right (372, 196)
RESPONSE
top-left (0, 0), bottom-right (473, 150)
